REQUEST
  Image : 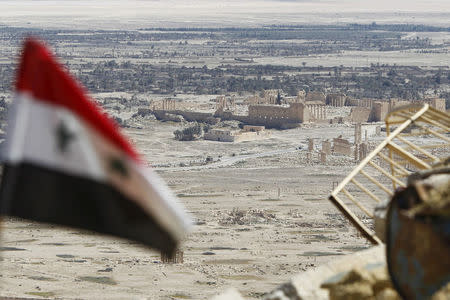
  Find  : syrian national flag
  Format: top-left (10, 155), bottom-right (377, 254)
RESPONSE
top-left (0, 38), bottom-right (192, 256)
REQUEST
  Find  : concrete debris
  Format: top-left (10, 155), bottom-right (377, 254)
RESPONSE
top-left (406, 170), bottom-right (450, 218)
top-left (264, 246), bottom-right (385, 300)
top-left (321, 266), bottom-right (399, 300)
top-left (375, 288), bottom-right (401, 300)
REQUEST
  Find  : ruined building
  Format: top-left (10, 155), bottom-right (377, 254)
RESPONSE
top-left (296, 90), bottom-right (306, 102)
top-left (305, 91), bottom-right (326, 104)
top-left (204, 125), bottom-right (270, 142)
top-left (215, 95), bottom-right (236, 113)
top-left (305, 101), bottom-right (327, 121)
top-left (326, 93), bottom-right (347, 107)
top-left (246, 102), bottom-right (310, 128)
top-left (333, 136), bottom-right (353, 156)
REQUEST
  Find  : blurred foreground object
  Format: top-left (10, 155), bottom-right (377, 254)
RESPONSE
top-left (329, 104), bottom-right (449, 244)
top-left (0, 38), bottom-right (191, 256)
top-left (386, 164), bottom-right (450, 300)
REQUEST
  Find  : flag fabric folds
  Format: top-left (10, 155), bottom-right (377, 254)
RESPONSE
top-left (0, 38), bottom-right (191, 256)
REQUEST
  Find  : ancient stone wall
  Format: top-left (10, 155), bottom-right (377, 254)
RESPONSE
top-left (322, 140), bottom-right (332, 155)
top-left (424, 97), bottom-right (446, 112)
top-left (153, 109), bottom-right (219, 124)
top-left (204, 129), bottom-right (237, 142)
top-left (246, 102), bottom-right (309, 128)
top-left (350, 107), bottom-right (372, 123)
top-left (216, 95), bottom-right (236, 112)
top-left (389, 98), bottom-right (410, 110)
top-left (244, 95), bottom-right (261, 105)
top-left (333, 137), bottom-right (353, 156)
top-left (306, 103), bottom-right (326, 121)
top-left (263, 89), bottom-right (279, 104)
top-left (369, 101), bottom-right (390, 122)
top-left (161, 99), bottom-right (176, 110)
top-left (326, 93), bottom-right (346, 107)
top-left (306, 91), bottom-right (326, 103)
top-left (297, 90), bottom-right (306, 102)
top-left (204, 128), bottom-right (270, 142)
top-left (243, 125), bottom-right (265, 132)
top-left (346, 98), bottom-right (374, 108)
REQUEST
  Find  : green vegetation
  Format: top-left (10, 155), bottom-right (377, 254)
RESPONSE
top-left (173, 123), bottom-right (203, 141)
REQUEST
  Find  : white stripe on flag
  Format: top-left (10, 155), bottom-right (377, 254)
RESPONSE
top-left (3, 93), bottom-right (105, 181)
top-left (2, 92), bottom-right (192, 241)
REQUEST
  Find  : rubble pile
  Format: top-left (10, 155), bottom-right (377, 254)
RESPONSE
top-left (215, 209), bottom-right (278, 226)
top-left (320, 266), bottom-right (399, 300)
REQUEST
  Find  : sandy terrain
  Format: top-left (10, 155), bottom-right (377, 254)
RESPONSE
top-left (1, 1), bottom-right (449, 30)
top-left (0, 117), bottom-right (384, 299)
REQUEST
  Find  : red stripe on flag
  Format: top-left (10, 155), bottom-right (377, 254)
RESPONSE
top-left (15, 37), bottom-right (140, 162)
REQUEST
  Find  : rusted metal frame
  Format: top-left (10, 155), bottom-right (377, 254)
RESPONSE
top-left (331, 105), bottom-right (429, 198)
top-left (385, 119), bottom-right (410, 125)
top-left (341, 188), bottom-right (374, 218)
top-left (385, 110), bottom-right (413, 188)
top-left (425, 109), bottom-right (450, 127)
top-left (418, 115), bottom-right (450, 132)
top-left (392, 172), bottom-right (411, 178)
top-left (386, 141), bottom-right (431, 170)
top-left (367, 160), bottom-right (406, 188)
top-left (328, 194), bottom-right (382, 245)
top-left (413, 123), bottom-right (450, 142)
top-left (386, 122), bottom-right (398, 190)
top-left (377, 152), bottom-right (411, 176)
top-left (392, 112), bottom-right (415, 121)
top-left (398, 129), bottom-right (448, 137)
top-left (359, 169), bottom-right (393, 196)
top-left (327, 105), bottom-right (430, 245)
top-left (395, 157), bottom-right (441, 165)
top-left (350, 178), bottom-right (382, 203)
top-left (385, 104), bottom-right (427, 123)
top-left (395, 135), bottom-right (440, 162)
top-left (418, 143), bottom-right (450, 149)
top-left (400, 142), bottom-right (450, 150)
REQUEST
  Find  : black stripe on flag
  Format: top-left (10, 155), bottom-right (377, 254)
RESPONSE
top-left (0, 162), bottom-right (177, 255)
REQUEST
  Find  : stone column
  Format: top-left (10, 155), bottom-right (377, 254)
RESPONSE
top-left (320, 151), bottom-right (327, 164)
top-left (308, 138), bottom-right (314, 151)
top-left (306, 152), bottom-right (312, 162)
top-left (355, 123), bottom-right (362, 145)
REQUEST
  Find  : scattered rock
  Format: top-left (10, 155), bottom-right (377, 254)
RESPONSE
top-left (56, 254), bottom-right (76, 259)
top-left (98, 268), bottom-right (113, 273)
top-left (375, 288), bottom-right (401, 300)
top-left (328, 282), bottom-right (373, 300)
top-left (0, 247), bottom-right (26, 251)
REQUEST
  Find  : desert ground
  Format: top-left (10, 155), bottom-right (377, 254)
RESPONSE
top-left (0, 3), bottom-right (449, 299)
top-left (0, 109), bottom-right (386, 299)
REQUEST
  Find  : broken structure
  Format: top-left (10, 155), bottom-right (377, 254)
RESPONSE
top-left (329, 104), bottom-right (450, 244)
top-left (204, 125), bottom-right (270, 142)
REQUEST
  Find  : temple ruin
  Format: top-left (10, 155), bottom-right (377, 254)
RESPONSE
top-left (204, 125), bottom-right (270, 142)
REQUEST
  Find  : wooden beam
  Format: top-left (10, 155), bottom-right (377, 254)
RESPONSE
top-left (341, 188), bottom-right (374, 217)
top-left (395, 135), bottom-right (440, 162)
top-left (368, 160), bottom-right (406, 188)
top-left (328, 195), bottom-right (382, 245)
top-left (351, 178), bottom-right (383, 203)
top-left (386, 141), bottom-right (431, 170)
top-left (360, 169), bottom-right (393, 196)
top-left (377, 152), bottom-right (411, 176)
top-left (330, 104), bottom-right (429, 197)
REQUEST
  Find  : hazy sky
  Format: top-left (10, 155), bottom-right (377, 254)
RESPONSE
top-left (1, 0), bottom-right (450, 12)
top-left (0, 0), bottom-right (449, 29)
